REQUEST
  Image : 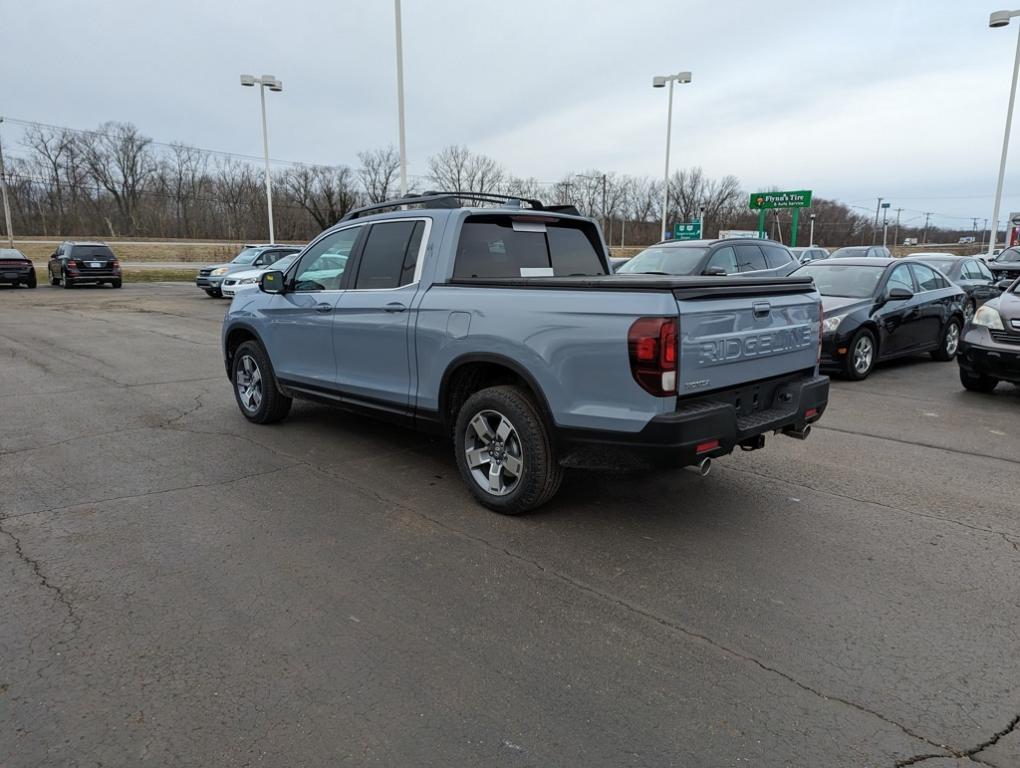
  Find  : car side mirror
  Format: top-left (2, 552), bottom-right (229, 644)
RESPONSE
top-left (799, 255), bottom-right (811, 264)
top-left (703, 266), bottom-right (728, 276)
top-left (886, 287), bottom-right (913, 301)
top-left (259, 270), bottom-right (285, 294)
top-left (996, 278), bottom-right (1013, 291)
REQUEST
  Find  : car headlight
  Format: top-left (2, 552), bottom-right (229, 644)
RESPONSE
top-left (822, 315), bottom-right (845, 334)
top-left (239, 277), bottom-right (257, 285)
top-left (971, 305), bottom-right (1004, 330)
top-left (211, 267), bottom-right (228, 276)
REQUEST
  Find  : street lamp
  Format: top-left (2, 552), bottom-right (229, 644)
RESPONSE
top-left (987, 10), bottom-right (1020, 256)
top-left (809, 213), bottom-right (816, 246)
top-left (394, 0), bottom-right (408, 196)
top-left (240, 73), bottom-right (283, 243)
top-left (653, 71), bottom-right (692, 241)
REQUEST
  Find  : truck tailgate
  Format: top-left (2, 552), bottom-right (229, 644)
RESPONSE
top-left (674, 286), bottom-right (820, 396)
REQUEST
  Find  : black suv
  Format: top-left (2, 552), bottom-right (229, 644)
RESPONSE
top-left (47, 241), bottom-right (122, 288)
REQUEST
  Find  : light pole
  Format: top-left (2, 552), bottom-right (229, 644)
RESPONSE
top-left (987, 10), bottom-right (1020, 256)
top-left (240, 74), bottom-right (283, 243)
top-left (653, 71), bottom-right (692, 241)
top-left (0, 117), bottom-right (13, 248)
top-left (394, 0), bottom-right (408, 196)
top-left (809, 213), bottom-right (816, 246)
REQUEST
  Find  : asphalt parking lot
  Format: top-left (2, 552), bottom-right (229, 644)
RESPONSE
top-left (1, 283), bottom-right (1018, 767)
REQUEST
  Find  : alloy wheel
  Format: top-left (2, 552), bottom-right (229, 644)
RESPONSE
top-left (464, 409), bottom-right (524, 496)
top-left (853, 336), bottom-right (874, 375)
top-left (235, 354), bottom-right (263, 412)
top-left (945, 322), bottom-right (960, 356)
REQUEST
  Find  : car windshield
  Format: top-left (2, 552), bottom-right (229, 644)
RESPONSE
top-left (270, 253), bottom-right (298, 271)
top-left (231, 248), bottom-right (263, 265)
top-left (615, 246), bottom-right (708, 275)
top-left (994, 249), bottom-right (1020, 263)
top-left (794, 263), bottom-right (886, 298)
top-left (830, 247), bottom-right (870, 258)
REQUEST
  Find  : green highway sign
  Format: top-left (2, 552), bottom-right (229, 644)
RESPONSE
top-left (673, 221), bottom-right (702, 240)
top-left (749, 190), bottom-right (813, 210)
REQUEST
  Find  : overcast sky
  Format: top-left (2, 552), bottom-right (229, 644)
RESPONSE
top-left (5, 0), bottom-right (1020, 230)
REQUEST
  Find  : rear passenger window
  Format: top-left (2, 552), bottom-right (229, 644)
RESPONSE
top-left (733, 244), bottom-right (767, 272)
top-left (911, 263), bottom-right (942, 291)
top-left (453, 216), bottom-right (606, 279)
top-left (762, 244), bottom-right (793, 269)
top-left (975, 260), bottom-right (994, 280)
top-left (354, 220), bottom-right (425, 290)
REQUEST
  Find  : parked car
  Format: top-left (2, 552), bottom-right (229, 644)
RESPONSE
top-left (790, 246), bottom-right (829, 264)
top-left (196, 244), bottom-right (301, 297)
top-left (609, 256), bottom-right (630, 272)
top-left (222, 192), bottom-right (828, 514)
top-left (221, 253), bottom-right (300, 297)
top-left (47, 241), bottom-right (121, 288)
top-left (615, 237), bottom-right (799, 278)
top-left (958, 277), bottom-right (1020, 392)
top-left (792, 258), bottom-right (965, 380)
top-left (985, 246), bottom-right (1020, 284)
top-left (0, 248), bottom-right (37, 288)
top-left (901, 253), bottom-right (1001, 322)
top-left (830, 245), bottom-right (892, 259)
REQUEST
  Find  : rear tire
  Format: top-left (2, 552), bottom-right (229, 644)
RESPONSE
top-left (454, 385), bottom-right (562, 515)
top-left (231, 340), bottom-right (292, 424)
top-left (959, 367), bottom-right (998, 393)
top-left (842, 329), bottom-right (876, 380)
top-left (25, 272), bottom-right (36, 289)
top-left (62, 271), bottom-right (74, 289)
top-left (931, 318), bottom-right (961, 361)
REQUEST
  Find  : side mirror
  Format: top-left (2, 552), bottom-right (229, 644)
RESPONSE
top-left (259, 270), bottom-right (285, 294)
top-left (996, 278), bottom-right (1013, 291)
top-left (886, 286), bottom-right (914, 301)
top-left (703, 266), bottom-right (728, 276)
top-left (800, 255), bottom-right (811, 264)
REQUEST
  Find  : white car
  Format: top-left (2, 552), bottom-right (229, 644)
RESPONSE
top-left (221, 253), bottom-right (299, 297)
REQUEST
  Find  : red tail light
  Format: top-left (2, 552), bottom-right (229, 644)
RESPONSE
top-left (628, 317), bottom-right (678, 396)
top-left (111, 259), bottom-right (120, 268)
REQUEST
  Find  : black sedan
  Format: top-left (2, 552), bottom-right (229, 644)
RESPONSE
top-left (986, 246), bottom-right (1020, 284)
top-left (0, 248), bottom-right (37, 288)
top-left (901, 253), bottom-right (1001, 323)
top-left (792, 258), bottom-right (966, 380)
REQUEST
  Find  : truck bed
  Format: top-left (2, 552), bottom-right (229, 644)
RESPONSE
top-left (447, 274), bottom-right (816, 299)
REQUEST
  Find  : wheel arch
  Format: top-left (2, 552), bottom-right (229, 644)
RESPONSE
top-left (224, 323), bottom-right (269, 378)
top-left (438, 353), bottom-right (555, 436)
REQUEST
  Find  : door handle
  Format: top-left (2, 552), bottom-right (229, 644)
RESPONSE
top-left (385, 302), bottom-right (407, 313)
top-left (315, 303), bottom-right (333, 313)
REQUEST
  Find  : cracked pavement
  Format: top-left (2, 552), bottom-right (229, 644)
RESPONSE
top-left (1, 283), bottom-right (1018, 767)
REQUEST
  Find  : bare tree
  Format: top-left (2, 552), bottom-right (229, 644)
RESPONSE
top-left (287, 164), bottom-right (359, 230)
top-left (77, 122), bottom-right (156, 235)
top-left (428, 145), bottom-right (505, 195)
top-left (357, 147), bottom-right (401, 203)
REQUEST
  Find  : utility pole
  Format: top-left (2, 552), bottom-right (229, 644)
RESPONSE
top-left (882, 205), bottom-right (890, 248)
top-left (893, 208), bottom-right (903, 248)
top-left (922, 212), bottom-right (931, 244)
top-left (873, 197), bottom-right (883, 244)
top-left (0, 118), bottom-right (13, 248)
top-left (981, 218), bottom-right (989, 249)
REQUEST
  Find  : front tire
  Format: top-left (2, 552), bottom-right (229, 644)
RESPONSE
top-left (454, 385), bottom-right (562, 515)
top-left (49, 269), bottom-right (59, 286)
top-left (111, 279), bottom-right (122, 288)
top-left (959, 367), bottom-right (998, 393)
top-left (205, 288), bottom-right (220, 298)
top-left (842, 329), bottom-right (877, 380)
top-left (231, 340), bottom-right (292, 424)
top-left (931, 318), bottom-right (961, 361)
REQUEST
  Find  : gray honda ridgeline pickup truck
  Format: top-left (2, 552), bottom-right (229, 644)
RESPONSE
top-left (222, 192), bottom-right (829, 514)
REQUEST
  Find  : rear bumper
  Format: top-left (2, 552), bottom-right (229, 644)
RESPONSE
top-left (67, 272), bottom-right (119, 282)
top-left (0, 268), bottom-right (34, 283)
top-left (958, 338), bottom-right (1020, 383)
top-left (556, 373), bottom-right (829, 469)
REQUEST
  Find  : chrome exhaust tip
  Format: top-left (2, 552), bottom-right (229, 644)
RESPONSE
top-left (784, 424), bottom-right (812, 440)
top-left (697, 457), bottom-right (712, 477)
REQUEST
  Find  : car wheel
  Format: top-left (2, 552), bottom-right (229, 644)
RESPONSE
top-left (25, 272), bottom-right (37, 289)
top-left (959, 367), bottom-right (998, 393)
top-left (205, 289), bottom-right (220, 298)
top-left (842, 329), bottom-right (877, 380)
top-left (231, 340), bottom-right (292, 424)
top-left (111, 279), bottom-right (122, 288)
top-left (963, 300), bottom-right (975, 324)
top-left (931, 318), bottom-right (961, 361)
top-left (62, 270), bottom-right (74, 289)
top-left (454, 385), bottom-right (562, 515)
top-left (49, 268), bottom-right (59, 286)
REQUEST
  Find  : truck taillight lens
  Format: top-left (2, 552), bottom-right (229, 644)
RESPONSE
top-left (628, 317), bottom-right (678, 396)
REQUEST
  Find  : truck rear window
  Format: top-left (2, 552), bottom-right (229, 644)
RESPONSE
top-left (453, 216), bottom-right (607, 279)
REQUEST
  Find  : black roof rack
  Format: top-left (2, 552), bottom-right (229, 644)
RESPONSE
top-left (338, 190), bottom-right (581, 222)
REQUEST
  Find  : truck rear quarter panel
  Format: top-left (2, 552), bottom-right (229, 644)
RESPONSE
top-left (414, 286), bottom-right (678, 433)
